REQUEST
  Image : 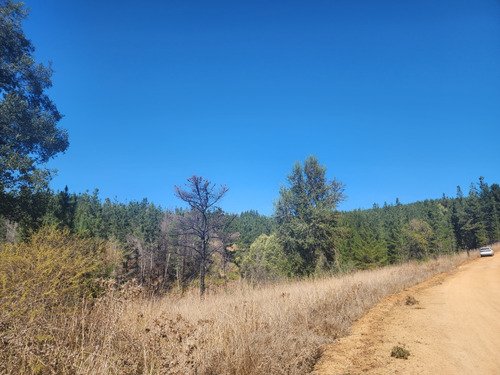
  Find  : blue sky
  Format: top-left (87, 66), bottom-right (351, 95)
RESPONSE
top-left (23, 0), bottom-right (500, 215)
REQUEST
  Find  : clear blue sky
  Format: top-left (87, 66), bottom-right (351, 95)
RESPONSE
top-left (23, 0), bottom-right (500, 215)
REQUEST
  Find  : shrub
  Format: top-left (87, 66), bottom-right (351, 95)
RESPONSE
top-left (405, 295), bottom-right (419, 306)
top-left (391, 344), bottom-right (410, 359)
top-left (0, 226), bottom-right (117, 373)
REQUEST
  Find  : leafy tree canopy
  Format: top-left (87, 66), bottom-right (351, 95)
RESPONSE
top-left (0, 0), bottom-right (68, 193)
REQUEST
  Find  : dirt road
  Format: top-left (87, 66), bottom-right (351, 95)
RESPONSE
top-left (313, 245), bottom-right (500, 375)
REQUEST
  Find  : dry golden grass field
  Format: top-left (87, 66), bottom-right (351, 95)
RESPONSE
top-left (0, 239), bottom-right (474, 374)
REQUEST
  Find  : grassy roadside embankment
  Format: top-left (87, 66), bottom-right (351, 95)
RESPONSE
top-left (1, 244), bottom-right (475, 374)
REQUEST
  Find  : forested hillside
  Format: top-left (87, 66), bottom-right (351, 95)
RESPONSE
top-left (339, 177), bottom-right (500, 269)
top-left (1, 171), bottom-right (499, 291)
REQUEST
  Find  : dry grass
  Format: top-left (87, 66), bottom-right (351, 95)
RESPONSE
top-left (1, 252), bottom-right (473, 375)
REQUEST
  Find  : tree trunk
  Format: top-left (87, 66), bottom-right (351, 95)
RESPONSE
top-left (163, 252), bottom-right (171, 288)
top-left (200, 257), bottom-right (206, 299)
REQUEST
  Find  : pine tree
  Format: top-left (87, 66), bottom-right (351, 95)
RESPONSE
top-left (274, 155), bottom-right (346, 275)
top-left (351, 223), bottom-right (387, 269)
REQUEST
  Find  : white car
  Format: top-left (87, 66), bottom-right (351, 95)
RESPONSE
top-left (479, 247), bottom-right (494, 257)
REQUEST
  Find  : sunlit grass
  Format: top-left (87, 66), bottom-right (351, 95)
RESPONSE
top-left (2, 247), bottom-right (475, 375)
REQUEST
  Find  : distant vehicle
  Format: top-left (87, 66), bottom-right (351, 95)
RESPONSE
top-left (479, 247), bottom-right (494, 257)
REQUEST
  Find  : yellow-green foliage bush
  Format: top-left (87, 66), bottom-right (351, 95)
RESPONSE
top-left (0, 226), bottom-right (116, 373)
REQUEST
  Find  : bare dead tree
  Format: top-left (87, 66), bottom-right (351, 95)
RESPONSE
top-left (174, 175), bottom-right (230, 298)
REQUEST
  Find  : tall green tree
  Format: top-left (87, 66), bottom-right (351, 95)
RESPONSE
top-left (453, 182), bottom-right (488, 253)
top-left (274, 155), bottom-right (346, 276)
top-left (402, 219), bottom-right (433, 260)
top-left (74, 189), bottom-right (103, 238)
top-left (487, 184), bottom-right (500, 242)
top-left (477, 178), bottom-right (500, 244)
top-left (0, 0), bottom-right (68, 195)
top-left (382, 202), bottom-right (406, 263)
top-left (350, 225), bottom-right (387, 269)
top-left (43, 186), bottom-right (76, 230)
top-left (229, 210), bottom-right (275, 249)
top-left (426, 200), bottom-right (456, 256)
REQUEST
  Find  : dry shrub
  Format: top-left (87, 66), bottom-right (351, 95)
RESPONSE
top-left (405, 295), bottom-right (419, 306)
top-left (0, 226), bottom-right (115, 374)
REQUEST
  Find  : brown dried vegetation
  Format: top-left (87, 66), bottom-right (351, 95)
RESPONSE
top-left (405, 295), bottom-right (419, 306)
top-left (0, 227), bottom-right (469, 374)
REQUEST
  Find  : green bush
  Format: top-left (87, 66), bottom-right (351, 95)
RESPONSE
top-left (391, 345), bottom-right (410, 359)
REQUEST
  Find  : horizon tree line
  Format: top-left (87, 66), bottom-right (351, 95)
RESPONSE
top-left (1, 159), bottom-right (499, 291)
